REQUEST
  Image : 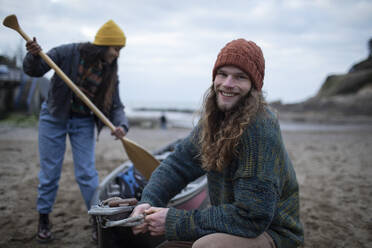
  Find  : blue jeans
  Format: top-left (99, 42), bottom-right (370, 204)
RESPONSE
top-left (37, 102), bottom-right (98, 213)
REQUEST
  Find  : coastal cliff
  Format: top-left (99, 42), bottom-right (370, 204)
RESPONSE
top-left (272, 38), bottom-right (372, 123)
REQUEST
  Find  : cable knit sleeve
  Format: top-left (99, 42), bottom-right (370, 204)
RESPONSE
top-left (139, 127), bottom-right (205, 207)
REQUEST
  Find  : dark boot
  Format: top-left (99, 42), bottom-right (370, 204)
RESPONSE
top-left (91, 216), bottom-right (98, 243)
top-left (36, 213), bottom-right (53, 243)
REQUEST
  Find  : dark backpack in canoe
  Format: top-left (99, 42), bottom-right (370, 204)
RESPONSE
top-left (115, 165), bottom-right (147, 200)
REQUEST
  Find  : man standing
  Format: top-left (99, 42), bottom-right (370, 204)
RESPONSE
top-left (23, 20), bottom-right (129, 243)
top-left (131, 39), bottom-right (304, 247)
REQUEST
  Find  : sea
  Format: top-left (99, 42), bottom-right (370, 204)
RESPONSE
top-left (126, 102), bottom-right (372, 132)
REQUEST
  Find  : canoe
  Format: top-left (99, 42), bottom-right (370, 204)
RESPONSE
top-left (89, 139), bottom-right (209, 248)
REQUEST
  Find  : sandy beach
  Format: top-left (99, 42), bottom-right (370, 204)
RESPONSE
top-left (0, 118), bottom-right (371, 247)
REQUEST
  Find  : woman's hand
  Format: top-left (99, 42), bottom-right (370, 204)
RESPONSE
top-left (111, 126), bottom-right (126, 139)
top-left (25, 37), bottom-right (42, 56)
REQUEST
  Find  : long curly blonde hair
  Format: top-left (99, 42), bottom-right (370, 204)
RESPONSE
top-left (198, 85), bottom-right (266, 172)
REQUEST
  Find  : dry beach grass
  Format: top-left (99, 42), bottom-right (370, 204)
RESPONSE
top-left (0, 114), bottom-right (371, 247)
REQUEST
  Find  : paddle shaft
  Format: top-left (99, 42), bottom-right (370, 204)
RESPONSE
top-left (17, 29), bottom-right (117, 132)
top-left (4, 16), bottom-right (160, 179)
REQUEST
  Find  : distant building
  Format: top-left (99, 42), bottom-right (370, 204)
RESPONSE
top-left (0, 64), bottom-right (49, 118)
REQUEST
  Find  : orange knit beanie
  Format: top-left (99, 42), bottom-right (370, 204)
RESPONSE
top-left (212, 39), bottom-right (265, 91)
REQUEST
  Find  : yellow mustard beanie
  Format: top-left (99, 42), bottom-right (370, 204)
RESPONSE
top-left (93, 20), bottom-right (126, 46)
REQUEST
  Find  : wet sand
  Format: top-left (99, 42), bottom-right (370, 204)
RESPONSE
top-left (0, 121), bottom-right (371, 247)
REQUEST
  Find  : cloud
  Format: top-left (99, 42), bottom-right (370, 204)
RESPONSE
top-left (1, 0), bottom-right (371, 107)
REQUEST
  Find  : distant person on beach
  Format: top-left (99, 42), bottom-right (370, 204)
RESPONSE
top-left (160, 112), bottom-right (167, 129)
top-left (131, 39), bottom-right (304, 247)
top-left (23, 20), bottom-right (129, 243)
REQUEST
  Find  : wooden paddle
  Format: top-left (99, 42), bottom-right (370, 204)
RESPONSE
top-left (3, 14), bottom-right (159, 180)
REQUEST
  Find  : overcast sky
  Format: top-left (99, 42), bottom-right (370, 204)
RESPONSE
top-left (1, 0), bottom-right (371, 109)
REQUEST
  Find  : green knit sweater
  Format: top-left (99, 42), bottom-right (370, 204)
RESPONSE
top-left (140, 110), bottom-right (304, 248)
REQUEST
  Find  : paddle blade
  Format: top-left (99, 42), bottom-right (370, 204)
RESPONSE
top-left (3, 14), bottom-right (20, 30)
top-left (121, 138), bottom-right (160, 180)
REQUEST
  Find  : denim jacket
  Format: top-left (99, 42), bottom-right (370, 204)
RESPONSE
top-left (23, 43), bottom-right (129, 133)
